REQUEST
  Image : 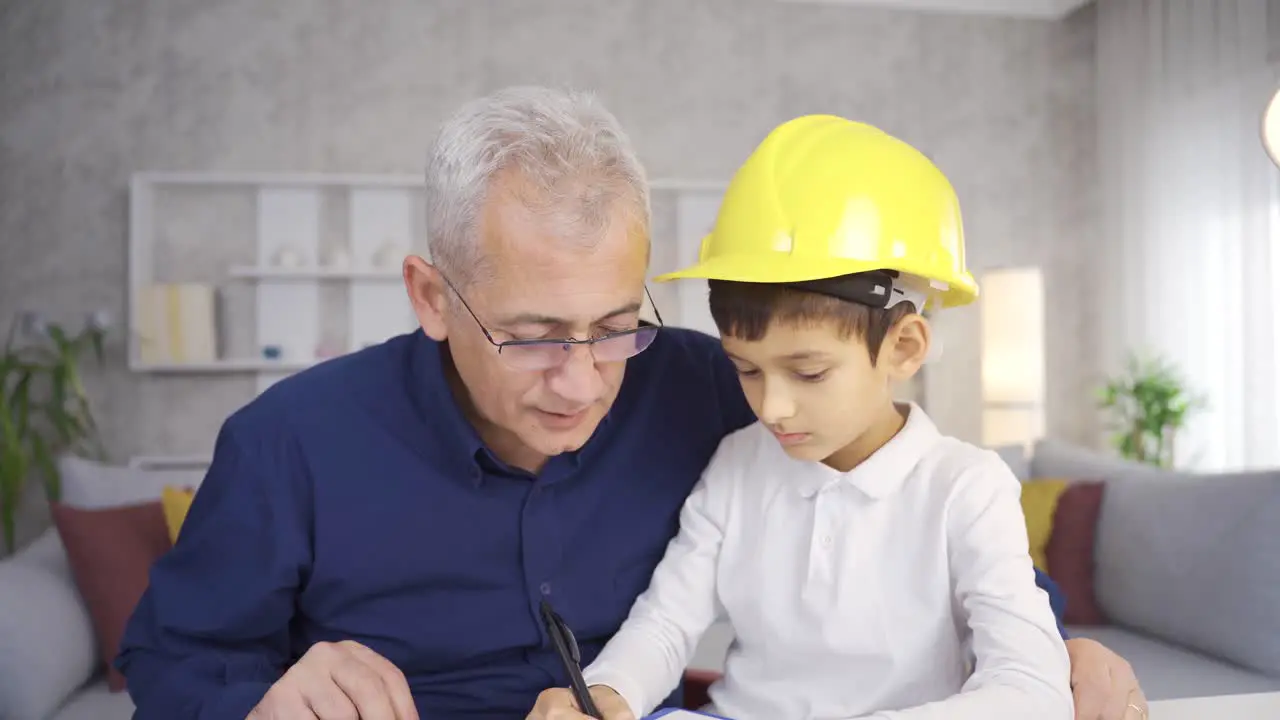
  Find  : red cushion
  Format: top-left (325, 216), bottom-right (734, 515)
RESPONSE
top-left (50, 501), bottom-right (172, 691)
top-left (1045, 481), bottom-right (1108, 625)
top-left (683, 668), bottom-right (722, 710)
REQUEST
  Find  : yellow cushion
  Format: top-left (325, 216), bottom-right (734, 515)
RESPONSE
top-left (1020, 478), bottom-right (1069, 573)
top-left (161, 485), bottom-right (196, 544)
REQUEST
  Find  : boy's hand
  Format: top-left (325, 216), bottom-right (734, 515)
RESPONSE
top-left (526, 685), bottom-right (636, 720)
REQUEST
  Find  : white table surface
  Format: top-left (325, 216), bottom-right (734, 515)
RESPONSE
top-left (1147, 691), bottom-right (1280, 718)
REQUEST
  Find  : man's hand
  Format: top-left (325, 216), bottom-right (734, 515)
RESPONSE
top-left (248, 640), bottom-right (419, 720)
top-left (527, 685), bottom-right (636, 720)
top-left (1067, 637), bottom-right (1148, 720)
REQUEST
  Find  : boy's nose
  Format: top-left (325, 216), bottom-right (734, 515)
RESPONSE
top-left (758, 377), bottom-right (796, 425)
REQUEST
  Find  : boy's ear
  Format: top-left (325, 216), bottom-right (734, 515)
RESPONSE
top-left (883, 314), bottom-right (931, 379)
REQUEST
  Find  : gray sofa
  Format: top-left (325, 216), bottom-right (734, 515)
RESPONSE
top-left (0, 457), bottom-right (203, 720)
top-left (689, 438), bottom-right (1280, 702)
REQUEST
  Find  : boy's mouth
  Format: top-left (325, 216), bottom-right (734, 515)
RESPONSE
top-left (771, 429), bottom-right (812, 446)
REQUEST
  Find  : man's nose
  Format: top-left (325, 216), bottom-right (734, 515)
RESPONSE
top-left (757, 375), bottom-right (796, 425)
top-left (545, 344), bottom-right (605, 405)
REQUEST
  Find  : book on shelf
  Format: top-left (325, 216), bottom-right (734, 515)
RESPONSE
top-left (137, 283), bottom-right (218, 364)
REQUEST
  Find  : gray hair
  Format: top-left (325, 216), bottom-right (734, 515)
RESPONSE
top-left (424, 85), bottom-right (651, 287)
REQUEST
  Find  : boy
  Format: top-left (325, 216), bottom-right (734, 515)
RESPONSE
top-left (534, 115), bottom-right (1074, 719)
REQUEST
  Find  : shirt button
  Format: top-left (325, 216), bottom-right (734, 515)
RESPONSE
top-left (540, 582), bottom-right (552, 595)
top-left (822, 535), bottom-right (834, 547)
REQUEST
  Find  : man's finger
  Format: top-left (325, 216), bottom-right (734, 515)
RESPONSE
top-left (252, 686), bottom-right (319, 720)
top-left (1071, 667), bottom-right (1109, 719)
top-left (343, 642), bottom-right (420, 720)
top-left (1101, 663), bottom-right (1138, 720)
top-left (330, 655), bottom-right (398, 720)
top-left (299, 672), bottom-right (359, 720)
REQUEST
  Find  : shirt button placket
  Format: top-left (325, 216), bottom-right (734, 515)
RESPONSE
top-left (522, 483), bottom-right (560, 611)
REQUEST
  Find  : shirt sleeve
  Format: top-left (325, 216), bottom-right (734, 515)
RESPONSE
top-left (114, 413), bottom-right (312, 720)
top-left (856, 454), bottom-right (1074, 720)
top-left (580, 437), bottom-right (739, 718)
top-left (1035, 567), bottom-right (1070, 639)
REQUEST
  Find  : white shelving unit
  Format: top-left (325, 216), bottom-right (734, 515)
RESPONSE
top-left (128, 172), bottom-right (426, 394)
top-left (126, 171), bottom-right (729, 468)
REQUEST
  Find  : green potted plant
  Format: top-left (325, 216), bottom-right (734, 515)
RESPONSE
top-left (1097, 351), bottom-right (1205, 468)
top-left (0, 312), bottom-right (108, 553)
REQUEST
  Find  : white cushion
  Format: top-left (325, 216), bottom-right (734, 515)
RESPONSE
top-left (0, 530), bottom-right (98, 720)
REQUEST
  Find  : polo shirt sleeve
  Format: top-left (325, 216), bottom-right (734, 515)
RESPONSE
top-left (861, 453), bottom-right (1074, 720)
top-left (580, 434), bottom-right (740, 718)
top-left (114, 412), bottom-right (312, 719)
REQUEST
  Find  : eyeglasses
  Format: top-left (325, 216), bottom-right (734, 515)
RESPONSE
top-left (439, 272), bottom-right (664, 371)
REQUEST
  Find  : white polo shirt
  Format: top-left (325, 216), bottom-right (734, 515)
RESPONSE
top-left (583, 403), bottom-right (1072, 720)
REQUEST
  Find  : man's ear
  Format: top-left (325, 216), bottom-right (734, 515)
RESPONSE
top-left (404, 255), bottom-right (450, 341)
top-left (882, 313), bottom-right (931, 380)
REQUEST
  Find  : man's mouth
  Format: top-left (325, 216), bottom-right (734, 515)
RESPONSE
top-left (535, 407), bottom-right (591, 429)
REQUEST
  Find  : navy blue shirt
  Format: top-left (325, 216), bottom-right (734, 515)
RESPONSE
top-left (117, 327), bottom-right (1067, 719)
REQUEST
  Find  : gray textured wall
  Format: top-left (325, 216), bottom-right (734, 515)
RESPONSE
top-left (0, 0), bottom-right (1099, 499)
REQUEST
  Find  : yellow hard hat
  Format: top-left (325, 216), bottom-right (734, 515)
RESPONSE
top-left (654, 114), bottom-right (979, 309)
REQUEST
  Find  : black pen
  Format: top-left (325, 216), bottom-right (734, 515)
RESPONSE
top-left (540, 598), bottom-right (603, 719)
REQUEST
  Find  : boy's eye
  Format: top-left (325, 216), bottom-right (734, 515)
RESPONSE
top-left (794, 370), bottom-right (828, 383)
top-left (734, 367), bottom-right (761, 378)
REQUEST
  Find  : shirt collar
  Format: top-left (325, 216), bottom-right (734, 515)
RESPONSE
top-left (411, 333), bottom-right (488, 485)
top-left (411, 333), bottom-right (619, 485)
top-left (794, 402), bottom-right (939, 500)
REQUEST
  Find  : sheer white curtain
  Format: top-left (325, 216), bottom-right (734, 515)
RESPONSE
top-left (1096, 0), bottom-right (1280, 471)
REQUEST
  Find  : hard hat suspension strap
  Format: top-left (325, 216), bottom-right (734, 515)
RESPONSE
top-left (781, 270), bottom-right (925, 313)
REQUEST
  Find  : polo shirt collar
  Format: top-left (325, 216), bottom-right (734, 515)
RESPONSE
top-left (794, 402), bottom-right (938, 500)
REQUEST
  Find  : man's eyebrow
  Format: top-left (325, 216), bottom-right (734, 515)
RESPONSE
top-left (495, 301), bottom-right (643, 328)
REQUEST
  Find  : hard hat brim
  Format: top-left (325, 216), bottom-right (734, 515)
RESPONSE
top-left (653, 246), bottom-right (980, 308)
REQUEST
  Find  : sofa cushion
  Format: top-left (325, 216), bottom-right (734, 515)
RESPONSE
top-left (50, 501), bottom-right (173, 691)
top-left (1066, 625), bottom-right (1280, 701)
top-left (161, 485), bottom-right (197, 544)
top-left (990, 444), bottom-right (1030, 481)
top-left (50, 678), bottom-right (137, 720)
top-left (0, 530), bottom-right (100, 720)
top-left (1093, 470), bottom-right (1280, 678)
top-left (1029, 439), bottom-right (1165, 482)
top-left (1045, 481), bottom-right (1107, 625)
top-left (58, 456), bottom-right (204, 509)
top-left (1019, 478), bottom-right (1069, 573)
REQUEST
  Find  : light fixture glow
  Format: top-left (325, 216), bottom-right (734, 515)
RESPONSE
top-left (1262, 87), bottom-right (1280, 168)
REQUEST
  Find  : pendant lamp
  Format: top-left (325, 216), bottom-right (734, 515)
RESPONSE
top-left (1263, 86), bottom-right (1280, 168)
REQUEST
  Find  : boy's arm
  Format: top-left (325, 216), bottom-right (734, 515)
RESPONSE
top-left (580, 439), bottom-right (740, 718)
top-left (854, 454), bottom-right (1074, 720)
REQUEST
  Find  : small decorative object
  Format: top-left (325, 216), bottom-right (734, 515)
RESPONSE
top-left (323, 246), bottom-right (351, 270)
top-left (1, 312), bottom-right (108, 552)
top-left (273, 246), bottom-right (304, 268)
top-left (314, 340), bottom-right (343, 359)
top-left (1097, 351), bottom-right (1206, 468)
top-left (261, 344), bottom-right (283, 360)
top-left (371, 239), bottom-right (405, 269)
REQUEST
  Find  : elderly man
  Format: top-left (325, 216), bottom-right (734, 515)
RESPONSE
top-left (117, 86), bottom-right (1147, 720)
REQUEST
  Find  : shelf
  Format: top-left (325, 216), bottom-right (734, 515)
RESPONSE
top-left (131, 358), bottom-right (317, 373)
top-left (228, 265), bottom-right (402, 281)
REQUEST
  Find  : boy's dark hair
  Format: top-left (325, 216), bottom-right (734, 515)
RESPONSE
top-left (707, 274), bottom-right (916, 365)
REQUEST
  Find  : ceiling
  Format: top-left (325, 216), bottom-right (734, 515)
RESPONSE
top-left (775, 0), bottom-right (1095, 20)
